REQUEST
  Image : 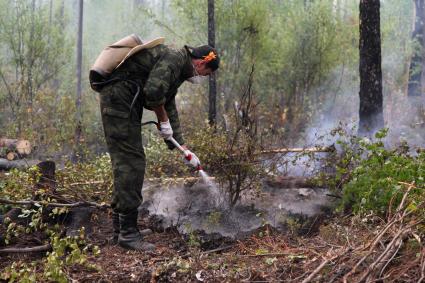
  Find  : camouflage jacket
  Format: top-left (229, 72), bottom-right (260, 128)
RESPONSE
top-left (112, 44), bottom-right (194, 146)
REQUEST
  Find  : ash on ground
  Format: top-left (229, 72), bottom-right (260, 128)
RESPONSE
top-left (140, 176), bottom-right (333, 243)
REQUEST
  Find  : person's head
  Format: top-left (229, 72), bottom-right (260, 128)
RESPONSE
top-left (184, 45), bottom-right (220, 76)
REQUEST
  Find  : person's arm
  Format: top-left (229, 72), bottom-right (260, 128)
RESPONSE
top-left (151, 105), bottom-right (168, 122)
top-left (164, 97), bottom-right (185, 149)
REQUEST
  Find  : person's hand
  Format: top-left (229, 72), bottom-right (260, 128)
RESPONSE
top-left (159, 120), bottom-right (173, 140)
top-left (183, 149), bottom-right (201, 168)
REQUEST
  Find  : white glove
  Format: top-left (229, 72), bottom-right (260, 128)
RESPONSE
top-left (183, 150), bottom-right (201, 168)
top-left (159, 120), bottom-right (173, 140)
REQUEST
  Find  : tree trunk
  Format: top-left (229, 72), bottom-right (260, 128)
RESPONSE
top-left (27, 0), bottom-right (36, 126)
top-left (208, 0), bottom-right (217, 126)
top-left (358, 0), bottom-right (384, 135)
top-left (408, 0), bottom-right (425, 97)
top-left (73, 0), bottom-right (84, 162)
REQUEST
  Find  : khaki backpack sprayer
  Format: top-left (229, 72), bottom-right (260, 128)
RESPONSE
top-left (91, 35), bottom-right (213, 181)
top-left (89, 34), bottom-right (164, 92)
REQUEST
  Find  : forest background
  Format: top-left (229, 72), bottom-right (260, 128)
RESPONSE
top-left (0, 0), bottom-right (423, 162)
top-left (1, 1), bottom-right (425, 281)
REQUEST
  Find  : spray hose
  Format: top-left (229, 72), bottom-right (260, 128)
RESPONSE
top-left (142, 121), bottom-right (203, 171)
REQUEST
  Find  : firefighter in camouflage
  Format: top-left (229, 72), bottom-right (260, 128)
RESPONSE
top-left (99, 44), bottom-right (220, 251)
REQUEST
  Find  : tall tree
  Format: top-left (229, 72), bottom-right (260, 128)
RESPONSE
top-left (358, 0), bottom-right (384, 135)
top-left (27, 0), bottom-right (36, 124)
top-left (408, 0), bottom-right (425, 97)
top-left (208, 0), bottom-right (217, 126)
top-left (74, 0), bottom-right (83, 160)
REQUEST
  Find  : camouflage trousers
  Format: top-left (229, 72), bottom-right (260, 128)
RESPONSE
top-left (100, 81), bottom-right (145, 214)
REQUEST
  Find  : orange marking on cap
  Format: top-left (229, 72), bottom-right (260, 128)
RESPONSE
top-left (202, 51), bottom-right (217, 63)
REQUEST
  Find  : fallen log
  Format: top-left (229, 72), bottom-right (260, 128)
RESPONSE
top-left (265, 176), bottom-right (323, 188)
top-left (0, 138), bottom-right (31, 155)
top-left (0, 158), bottom-right (40, 170)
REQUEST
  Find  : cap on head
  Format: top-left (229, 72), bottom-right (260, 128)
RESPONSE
top-left (185, 45), bottom-right (220, 71)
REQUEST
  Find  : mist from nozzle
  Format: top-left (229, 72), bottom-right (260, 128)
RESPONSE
top-left (198, 169), bottom-right (218, 191)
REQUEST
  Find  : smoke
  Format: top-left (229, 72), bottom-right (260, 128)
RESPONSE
top-left (300, 57), bottom-right (425, 151)
top-left (141, 179), bottom-right (332, 239)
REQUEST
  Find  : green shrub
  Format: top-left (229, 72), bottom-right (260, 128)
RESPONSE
top-left (1, 229), bottom-right (99, 283)
top-left (338, 130), bottom-right (424, 215)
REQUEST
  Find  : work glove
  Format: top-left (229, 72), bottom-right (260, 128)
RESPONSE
top-left (183, 149), bottom-right (201, 169)
top-left (159, 120), bottom-right (173, 140)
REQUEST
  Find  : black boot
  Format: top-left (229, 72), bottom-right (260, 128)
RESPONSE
top-left (118, 210), bottom-right (155, 251)
top-left (109, 211), bottom-right (120, 245)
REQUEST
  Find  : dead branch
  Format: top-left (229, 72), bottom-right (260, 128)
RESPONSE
top-left (69, 180), bottom-right (105, 186)
top-left (258, 146), bottom-right (335, 155)
top-left (202, 245), bottom-right (234, 255)
top-left (343, 186), bottom-right (418, 283)
top-left (0, 198), bottom-right (109, 209)
top-left (239, 252), bottom-right (296, 257)
top-left (0, 243), bottom-right (51, 254)
top-left (302, 249), bottom-right (348, 283)
top-left (359, 227), bottom-right (409, 282)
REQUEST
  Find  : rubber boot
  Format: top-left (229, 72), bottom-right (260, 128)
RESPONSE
top-left (118, 210), bottom-right (155, 251)
top-left (109, 211), bottom-right (120, 245)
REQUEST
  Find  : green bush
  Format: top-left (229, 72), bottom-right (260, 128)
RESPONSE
top-left (338, 130), bottom-right (424, 215)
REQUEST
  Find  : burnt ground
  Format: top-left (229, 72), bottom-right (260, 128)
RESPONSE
top-left (1, 208), bottom-right (423, 283)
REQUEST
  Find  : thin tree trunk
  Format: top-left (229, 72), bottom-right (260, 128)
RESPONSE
top-left (358, 0), bottom-right (384, 135)
top-left (49, 0), bottom-right (53, 25)
top-left (27, 0), bottom-right (36, 127)
top-left (59, 0), bottom-right (65, 28)
top-left (161, 0), bottom-right (165, 20)
top-left (73, 0), bottom-right (83, 161)
top-left (208, 0), bottom-right (217, 126)
top-left (408, 0), bottom-right (425, 97)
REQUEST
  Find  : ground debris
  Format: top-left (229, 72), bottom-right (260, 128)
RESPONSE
top-left (1, 186), bottom-right (423, 282)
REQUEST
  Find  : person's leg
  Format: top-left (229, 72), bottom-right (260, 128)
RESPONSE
top-left (100, 82), bottom-right (154, 251)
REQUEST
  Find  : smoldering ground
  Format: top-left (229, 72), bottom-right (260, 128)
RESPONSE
top-left (140, 163), bottom-right (333, 243)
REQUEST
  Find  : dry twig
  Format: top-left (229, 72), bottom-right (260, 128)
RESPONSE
top-left (0, 243), bottom-right (51, 254)
top-left (302, 248), bottom-right (348, 283)
top-left (0, 198), bottom-right (109, 209)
